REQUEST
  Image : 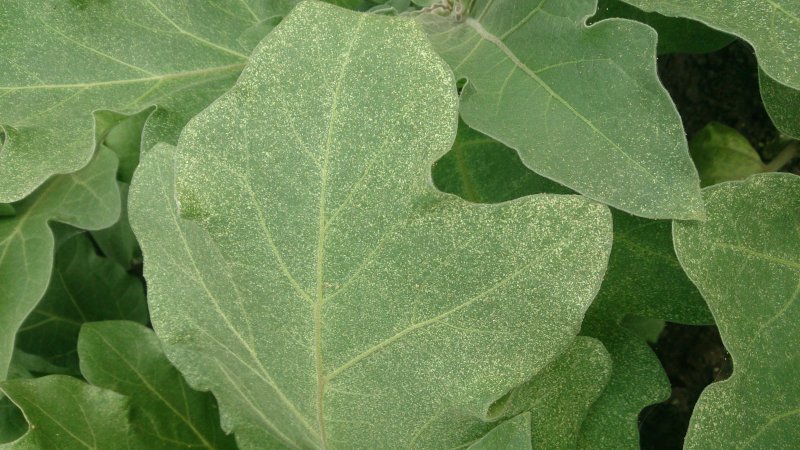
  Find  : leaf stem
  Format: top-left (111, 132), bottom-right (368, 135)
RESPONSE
top-left (765, 141), bottom-right (798, 172)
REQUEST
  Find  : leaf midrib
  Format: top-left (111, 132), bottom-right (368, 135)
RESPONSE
top-left (313, 15), bottom-right (367, 450)
top-left (0, 64), bottom-right (245, 92)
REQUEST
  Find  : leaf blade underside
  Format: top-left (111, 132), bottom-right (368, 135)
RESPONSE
top-left (130, 2), bottom-right (613, 448)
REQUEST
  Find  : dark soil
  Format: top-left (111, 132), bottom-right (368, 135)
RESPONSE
top-left (657, 40), bottom-right (778, 151)
top-left (638, 324), bottom-right (733, 449)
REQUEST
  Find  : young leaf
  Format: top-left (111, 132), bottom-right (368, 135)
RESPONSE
top-left (130, 3), bottom-right (613, 448)
top-left (0, 375), bottom-right (131, 449)
top-left (0, 0), bottom-right (267, 202)
top-left (619, 0), bottom-right (800, 92)
top-left (0, 148), bottom-right (120, 381)
top-left (0, 205), bottom-right (13, 218)
top-left (417, 0), bottom-right (704, 220)
top-left (689, 122), bottom-right (765, 187)
top-left (674, 173), bottom-right (800, 449)
top-left (466, 413), bottom-right (532, 450)
top-left (15, 233), bottom-right (147, 373)
top-left (78, 321), bottom-right (236, 450)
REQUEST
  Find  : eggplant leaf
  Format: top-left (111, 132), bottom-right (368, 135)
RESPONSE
top-left (78, 321), bottom-right (235, 450)
top-left (760, 70), bottom-right (800, 139)
top-left (0, 375), bottom-right (131, 449)
top-left (674, 173), bottom-right (800, 449)
top-left (689, 123), bottom-right (766, 187)
top-left (417, 0), bottom-right (704, 220)
top-left (15, 233), bottom-right (147, 373)
top-left (467, 413), bottom-right (532, 450)
top-left (0, 148), bottom-right (119, 380)
top-left (130, 3), bottom-right (613, 448)
top-left (0, 0), bottom-right (275, 202)
top-left (620, 0), bottom-right (800, 92)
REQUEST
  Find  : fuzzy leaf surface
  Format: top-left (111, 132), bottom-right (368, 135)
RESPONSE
top-left (674, 173), bottom-right (800, 449)
top-left (0, 148), bottom-right (119, 380)
top-left (407, 337), bottom-right (611, 449)
top-left (0, 375), bottom-right (130, 450)
top-left (79, 321), bottom-right (235, 450)
top-left (130, 3), bottom-right (613, 448)
top-left (621, 0), bottom-right (800, 92)
top-left (760, 71), bottom-right (800, 139)
top-left (418, 0), bottom-right (703, 219)
top-left (0, 0), bottom-right (275, 202)
top-left (578, 209), bottom-right (713, 449)
top-left (467, 413), bottom-right (532, 450)
top-left (593, 0), bottom-right (734, 54)
top-left (430, 111), bottom-right (710, 449)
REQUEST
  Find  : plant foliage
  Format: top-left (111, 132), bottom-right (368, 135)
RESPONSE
top-left (0, 0), bottom-right (798, 449)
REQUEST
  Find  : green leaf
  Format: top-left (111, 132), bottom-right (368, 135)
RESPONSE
top-left (0, 205), bottom-right (13, 218)
top-left (620, 316), bottom-right (664, 344)
top-left (408, 337), bottom-right (612, 449)
top-left (433, 120), bottom-right (572, 202)
top-left (417, 0), bottom-right (704, 220)
top-left (593, 0), bottom-right (734, 54)
top-left (674, 173), bottom-right (800, 449)
top-left (0, 148), bottom-right (120, 380)
top-left (91, 182), bottom-right (141, 270)
top-left (467, 413), bottom-right (532, 450)
top-left (760, 70), bottom-right (800, 139)
top-left (506, 337), bottom-right (611, 450)
top-left (0, 0), bottom-right (270, 202)
top-left (689, 122), bottom-right (765, 187)
top-left (619, 0), bottom-right (800, 92)
top-left (98, 110), bottom-right (150, 185)
top-left (578, 210), bottom-right (712, 448)
top-left (0, 375), bottom-right (131, 449)
top-left (430, 107), bottom-right (707, 448)
top-left (129, 3), bottom-right (613, 448)
top-left (15, 233), bottom-right (147, 373)
top-left (78, 321), bottom-right (236, 450)
top-left (0, 396), bottom-right (26, 444)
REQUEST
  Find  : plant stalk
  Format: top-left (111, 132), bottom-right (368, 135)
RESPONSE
top-left (765, 141), bottom-right (798, 172)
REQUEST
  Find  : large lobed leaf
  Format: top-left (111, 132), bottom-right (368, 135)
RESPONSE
top-left (674, 173), bottom-right (800, 449)
top-left (417, 0), bottom-right (704, 220)
top-left (0, 148), bottom-right (120, 380)
top-left (0, 0), bottom-right (282, 203)
top-left (130, 2), bottom-right (613, 448)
